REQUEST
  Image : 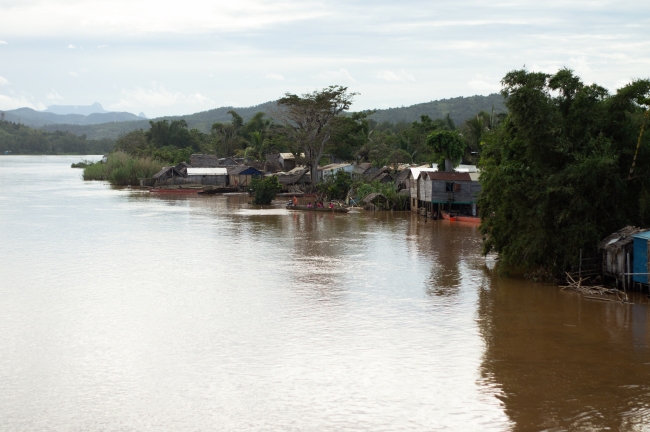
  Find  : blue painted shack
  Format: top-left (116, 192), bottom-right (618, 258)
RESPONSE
top-left (633, 231), bottom-right (650, 285)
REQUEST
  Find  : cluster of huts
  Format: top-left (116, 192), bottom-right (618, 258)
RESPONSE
top-left (144, 154), bottom-right (483, 216)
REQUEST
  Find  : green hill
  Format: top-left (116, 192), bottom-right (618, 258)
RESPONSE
top-left (366, 94), bottom-right (506, 125)
top-left (37, 95), bottom-right (506, 140)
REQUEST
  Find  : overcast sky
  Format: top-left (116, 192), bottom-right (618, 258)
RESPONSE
top-left (0, 0), bottom-right (648, 117)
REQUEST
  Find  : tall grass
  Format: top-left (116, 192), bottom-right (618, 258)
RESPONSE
top-left (83, 152), bottom-right (164, 185)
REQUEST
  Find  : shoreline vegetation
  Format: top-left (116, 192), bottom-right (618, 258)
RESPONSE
top-left (82, 152), bottom-right (163, 185)
top-left (68, 68), bottom-right (650, 279)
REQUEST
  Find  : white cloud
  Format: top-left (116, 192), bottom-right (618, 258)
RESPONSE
top-left (467, 74), bottom-right (501, 93)
top-left (109, 84), bottom-right (213, 110)
top-left (68, 44), bottom-right (76, 49)
top-left (69, 71), bottom-right (79, 77)
top-left (97, 45), bottom-right (108, 48)
top-left (315, 68), bottom-right (356, 83)
top-left (0, 76), bottom-right (8, 86)
top-left (0, 93), bottom-right (46, 110)
top-left (375, 69), bottom-right (415, 82)
top-left (0, 40), bottom-right (7, 45)
top-left (46, 90), bottom-right (63, 100)
top-left (0, 0), bottom-right (326, 37)
top-left (265, 73), bottom-right (284, 81)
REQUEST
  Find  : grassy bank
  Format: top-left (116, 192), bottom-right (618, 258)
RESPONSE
top-left (83, 152), bottom-right (163, 185)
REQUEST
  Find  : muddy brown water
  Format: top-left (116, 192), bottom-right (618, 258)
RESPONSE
top-left (1, 156), bottom-right (649, 431)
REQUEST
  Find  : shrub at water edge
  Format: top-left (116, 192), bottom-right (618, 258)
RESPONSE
top-left (82, 152), bottom-right (164, 185)
top-left (249, 176), bottom-right (282, 205)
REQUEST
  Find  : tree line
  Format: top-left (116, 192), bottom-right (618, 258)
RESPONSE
top-left (0, 121), bottom-right (114, 155)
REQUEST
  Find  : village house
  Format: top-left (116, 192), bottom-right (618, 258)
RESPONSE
top-left (226, 165), bottom-right (263, 189)
top-left (598, 226), bottom-right (649, 289)
top-left (318, 163), bottom-right (354, 182)
top-left (411, 167), bottom-right (481, 217)
top-left (186, 167), bottom-right (228, 186)
top-left (275, 167), bottom-right (311, 192)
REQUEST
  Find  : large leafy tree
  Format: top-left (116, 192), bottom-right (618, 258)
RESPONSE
top-left (479, 68), bottom-right (650, 276)
top-left (426, 130), bottom-right (466, 170)
top-left (275, 85), bottom-right (356, 184)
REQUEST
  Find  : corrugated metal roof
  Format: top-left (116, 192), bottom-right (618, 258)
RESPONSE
top-left (279, 153), bottom-right (295, 160)
top-left (455, 164), bottom-right (478, 173)
top-left (410, 165), bottom-right (438, 179)
top-left (426, 172), bottom-right (472, 181)
top-left (187, 167), bottom-right (228, 176)
top-left (633, 231), bottom-right (650, 240)
top-left (469, 172), bottom-right (480, 181)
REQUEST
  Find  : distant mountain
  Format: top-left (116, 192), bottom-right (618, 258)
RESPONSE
top-left (366, 94), bottom-right (506, 125)
top-left (1, 107), bottom-right (144, 128)
top-left (39, 101), bottom-right (279, 139)
top-left (44, 102), bottom-right (108, 116)
top-left (36, 95), bottom-right (506, 141)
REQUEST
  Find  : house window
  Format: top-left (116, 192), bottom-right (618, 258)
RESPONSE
top-left (453, 183), bottom-right (461, 192)
top-left (445, 182), bottom-right (454, 192)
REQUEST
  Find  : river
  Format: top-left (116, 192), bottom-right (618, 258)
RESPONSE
top-left (1, 155), bottom-right (649, 431)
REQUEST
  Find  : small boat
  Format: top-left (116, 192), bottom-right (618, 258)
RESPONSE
top-left (440, 210), bottom-right (481, 224)
top-left (286, 204), bottom-right (349, 213)
top-left (198, 187), bottom-right (240, 195)
top-left (149, 187), bottom-right (201, 194)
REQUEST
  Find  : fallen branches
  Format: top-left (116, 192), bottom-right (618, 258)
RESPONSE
top-left (561, 273), bottom-right (630, 303)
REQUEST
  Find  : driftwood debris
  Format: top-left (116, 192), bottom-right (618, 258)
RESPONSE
top-left (561, 273), bottom-right (630, 304)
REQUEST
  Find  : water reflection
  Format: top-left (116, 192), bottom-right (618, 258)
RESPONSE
top-left (3, 156), bottom-right (650, 431)
top-left (477, 277), bottom-right (650, 431)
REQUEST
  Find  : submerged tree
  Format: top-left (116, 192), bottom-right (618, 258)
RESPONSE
top-left (274, 85), bottom-right (357, 185)
top-left (249, 176), bottom-right (282, 205)
top-left (478, 68), bottom-right (650, 276)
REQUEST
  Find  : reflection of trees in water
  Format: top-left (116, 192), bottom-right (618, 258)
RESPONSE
top-left (477, 277), bottom-right (650, 431)
top-left (406, 214), bottom-right (483, 298)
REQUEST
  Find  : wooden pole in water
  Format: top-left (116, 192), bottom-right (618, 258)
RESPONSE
top-left (626, 252), bottom-right (632, 292)
top-left (579, 249), bottom-right (582, 280)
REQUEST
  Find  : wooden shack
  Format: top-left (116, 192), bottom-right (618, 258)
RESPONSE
top-left (415, 171), bottom-right (481, 216)
top-left (409, 166), bottom-right (438, 212)
top-left (186, 167), bottom-right (228, 186)
top-left (152, 166), bottom-right (187, 186)
top-left (276, 167), bottom-right (311, 192)
top-left (227, 165), bottom-right (262, 189)
top-left (598, 226), bottom-right (647, 282)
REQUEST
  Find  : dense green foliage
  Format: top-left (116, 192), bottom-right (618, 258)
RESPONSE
top-left (249, 176), bottom-right (282, 205)
top-left (425, 130), bottom-right (466, 170)
top-left (113, 120), bottom-right (206, 164)
top-left (478, 69), bottom-right (650, 276)
top-left (82, 152), bottom-right (163, 185)
top-left (0, 121), bottom-right (113, 154)
top-left (355, 181), bottom-right (409, 210)
top-left (317, 170), bottom-right (353, 200)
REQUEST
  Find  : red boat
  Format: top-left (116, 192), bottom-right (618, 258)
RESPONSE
top-left (440, 210), bottom-right (481, 224)
top-left (149, 188), bottom-right (201, 194)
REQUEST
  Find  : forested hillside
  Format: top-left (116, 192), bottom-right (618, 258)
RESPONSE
top-left (367, 94), bottom-right (505, 125)
top-left (0, 121), bottom-right (114, 154)
top-left (38, 95), bottom-right (505, 140)
top-left (2, 108), bottom-right (143, 128)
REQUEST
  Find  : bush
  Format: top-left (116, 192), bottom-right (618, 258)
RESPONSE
top-left (249, 176), bottom-right (282, 204)
top-left (82, 151), bottom-right (164, 185)
top-left (354, 180), bottom-right (409, 210)
top-left (71, 159), bottom-right (93, 168)
top-left (316, 170), bottom-right (352, 200)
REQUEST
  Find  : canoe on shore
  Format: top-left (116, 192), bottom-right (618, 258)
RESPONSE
top-left (286, 205), bottom-right (349, 213)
